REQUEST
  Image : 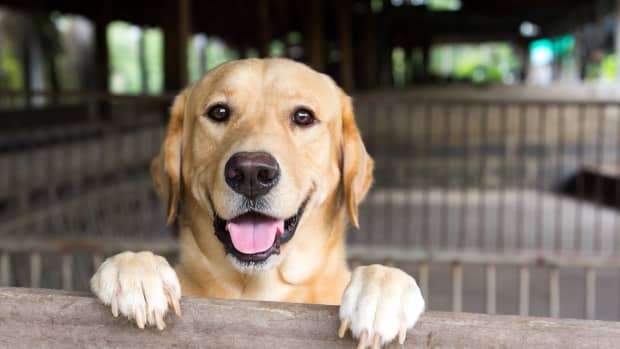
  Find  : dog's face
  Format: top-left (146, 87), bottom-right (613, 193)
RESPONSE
top-left (152, 59), bottom-right (373, 275)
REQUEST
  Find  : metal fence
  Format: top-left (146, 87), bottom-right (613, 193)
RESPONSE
top-left (1, 90), bottom-right (620, 321)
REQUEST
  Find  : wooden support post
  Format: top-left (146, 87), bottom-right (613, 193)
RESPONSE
top-left (359, 4), bottom-right (377, 89)
top-left (303, 0), bottom-right (325, 72)
top-left (337, 0), bottom-right (354, 92)
top-left (94, 18), bottom-right (109, 92)
top-left (257, 0), bottom-right (272, 58)
top-left (163, 0), bottom-right (192, 91)
top-left (2, 288), bottom-right (620, 348)
top-left (421, 41), bottom-right (431, 82)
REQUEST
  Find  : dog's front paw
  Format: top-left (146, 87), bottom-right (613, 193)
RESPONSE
top-left (338, 265), bottom-right (425, 348)
top-left (90, 251), bottom-right (181, 330)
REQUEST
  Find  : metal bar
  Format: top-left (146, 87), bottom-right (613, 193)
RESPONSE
top-left (616, 103), bottom-right (620, 255)
top-left (61, 254), bottom-right (73, 291)
top-left (382, 104), bottom-right (394, 246)
top-left (485, 264), bottom-right (496, 314)
top-left (405, 102), bottom-right (415, 247)
top-left (29, 252), bottom-right (41, 289)
top-left (0, 253), bottom-right (11, 286)
top-left (452, 263), bottom-right (463, 312)
top-left (369, 101), bottom-right (379, 246)
top-left (440, 104), bottom-right (450, 248)
top-left (516, 105), bottom-right (526, 250)
top-left (519, 266), bottom-right (530, 316)
top-left (536, 105), bottom-right (547, 251)
top-left (459, 103), bottom-right (469, 249)
top-left (594, 105), bottom-right (605, 253)
top-left (422, 103), bottom-right (432, 249)
top-left (554, 105), bottom-right (565, 253)
top-left (497, 103), bottom-right (507, 250)
top-left (549, 267), bottom-right (560, 318)
top-left (478, 103), bottom-right (489, 249)
top-left (585, 267), bottom-right (596, 320)
top-left (575, 104), bottom-right (585, 253)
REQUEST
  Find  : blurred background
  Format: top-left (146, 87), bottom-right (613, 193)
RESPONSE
top-left (1, 0), bottom-right (620, 322)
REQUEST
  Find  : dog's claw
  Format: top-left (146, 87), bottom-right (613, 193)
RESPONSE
top-left (357, 329), bottom-right (368, 349)
top-left (338, 318), bottom-right (350, 338)
top-left (155, 310), bottom-right (166, 330)
top-left (398, 323), bottom-right (407, 345)
top-left (135, 308), bottom-right (145, 329)
top-left (371, 334), bottom-right (381, 349)
top-left (111, 296), bottom-right (119, 318)
top-left (166, 288), bottom-right (182, 317)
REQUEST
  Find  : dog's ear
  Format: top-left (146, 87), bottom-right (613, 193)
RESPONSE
top-left (152, 88), bottom-right (190, 225)
top-left (339, 89), bottom-right (374, 228)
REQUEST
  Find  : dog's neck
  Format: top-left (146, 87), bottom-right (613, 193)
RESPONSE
top-left (174, 195), bottom-right (351, 304)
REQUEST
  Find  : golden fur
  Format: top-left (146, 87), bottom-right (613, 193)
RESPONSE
top-left (150, 58), bottom-right (374, 305)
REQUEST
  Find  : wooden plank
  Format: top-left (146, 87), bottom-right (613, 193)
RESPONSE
top-left (585, 267), bottom-right (596, 320)
top-left (29, 253), bottom-right (41, 288)
top-left (0, 253), bottom-right (10, 286)
top-left (519, 265), bottom-right (530, 316)
top-left (451, 263), bottom-right (462, 312)
top-left (347, 245), bottom-right (620, 268)
top-left (485, 264), bottom-right (496, 314)
top-left (2, 287), bottom-right (620, 348)
top-left (549, 267), bottom-right (560, 318)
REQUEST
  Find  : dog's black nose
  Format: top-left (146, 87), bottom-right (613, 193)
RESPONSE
top-left (224, 152), bottom-right (280, 198)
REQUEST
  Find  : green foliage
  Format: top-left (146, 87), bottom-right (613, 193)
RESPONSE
top-left (392, 47), bottom-right (407, 87)
top-left (428, 42), bottom-right (520, 84)
top-left (144, 28), bottom-right (163, 94)
top-left (269, 40), bottom-right (286, 58)
top-left (0, 32), bottom-right (24, 90)
top-left (370, 0), bottom-right (383, 13)
top-left (107, 21), bottom-right (141, 94)
top-left (206, 38), bottom-right (239, 70)
top-left (286, 32), bottom-right (302, 46)
top-left (427, 0), bottom-right (461, 11)
top-left (246, 48), bottom-right (259, 58)
top-left (108, 21), bottom-right (164, 94)
top-left (601, 54), bottom-right (616, 82)
top-left (187, 35), bottom-right (204, 83)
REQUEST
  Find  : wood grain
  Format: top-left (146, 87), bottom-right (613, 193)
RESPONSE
top-left (1, 287), bottom-right (620, 348)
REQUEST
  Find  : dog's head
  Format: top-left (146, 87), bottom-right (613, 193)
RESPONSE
top-left (152, 58), bottom-right (373, 275)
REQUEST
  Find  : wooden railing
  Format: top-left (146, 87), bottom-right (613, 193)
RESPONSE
top-left (1, 287), bottom-right (620, 348)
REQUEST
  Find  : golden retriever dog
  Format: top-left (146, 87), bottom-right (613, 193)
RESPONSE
top-left (91, 58), bottom-right (425, 348)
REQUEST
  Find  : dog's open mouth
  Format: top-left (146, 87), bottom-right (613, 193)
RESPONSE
top-left (213, 202), bottom-right (306, 263)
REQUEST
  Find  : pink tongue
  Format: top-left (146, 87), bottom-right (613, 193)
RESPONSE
top-left (226, 215), bottom-right (284, 254)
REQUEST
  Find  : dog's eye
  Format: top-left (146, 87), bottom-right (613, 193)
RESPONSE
top-left (205, 104), bottom-right (231, 122)
top-left (292, 108), bottom-right (315, 126)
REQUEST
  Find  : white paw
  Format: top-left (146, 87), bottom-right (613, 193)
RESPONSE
top-left (90, 251), bottom-right (182, 330)
top-left (338, 265), bottom-right (425, 348)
